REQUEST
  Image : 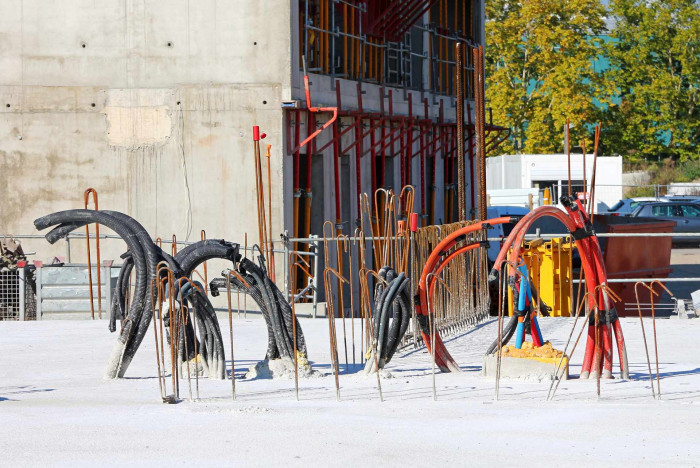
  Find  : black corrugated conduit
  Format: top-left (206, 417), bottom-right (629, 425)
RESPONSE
top-left (364, 266), bottom-right (411, 374)
top-left (36, 209), bottom-right (308, 381)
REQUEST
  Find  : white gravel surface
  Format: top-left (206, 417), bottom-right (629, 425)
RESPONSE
top-left (2, 316), bottom-right (699, 467)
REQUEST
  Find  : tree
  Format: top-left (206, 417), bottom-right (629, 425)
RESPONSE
top-left (485, 0), bottom-right (607, 155)
top-left (603, 0), bottom-right (700, 161)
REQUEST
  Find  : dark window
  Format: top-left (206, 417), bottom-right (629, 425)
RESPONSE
top-left (632, 205), bottom-right (647, 216)
top-left (680, 205), bottom-right (700, 217)
top-left (651, 205), bottom-right (675, 217)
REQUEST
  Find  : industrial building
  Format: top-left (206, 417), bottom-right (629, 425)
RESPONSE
top-left (486, 154), bottom-right (623, 212)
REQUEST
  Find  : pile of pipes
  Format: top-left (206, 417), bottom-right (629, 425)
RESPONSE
top-left (33, 210), bottom-right (307, 389)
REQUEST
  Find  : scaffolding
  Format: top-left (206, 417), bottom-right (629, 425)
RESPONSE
top-left (289, 1), bottom-right (510, 295)
top-left (299, 0), bottom-right (479, 96)
top-left (285, 83), bottom-right (510, 234)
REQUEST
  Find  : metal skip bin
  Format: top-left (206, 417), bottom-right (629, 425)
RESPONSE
top-left (596, 216), bottom-right (675, 316)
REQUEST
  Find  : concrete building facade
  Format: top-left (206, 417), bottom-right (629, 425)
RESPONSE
top-left (1, 1), bottom-right (486, 265)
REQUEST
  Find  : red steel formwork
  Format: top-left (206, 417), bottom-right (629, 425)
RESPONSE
top-left (285, 80), bottom-right (510, 245)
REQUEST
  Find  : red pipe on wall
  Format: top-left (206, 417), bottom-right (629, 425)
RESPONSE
top-left (289, 74), bottom-right (338, 155)
top-left (354, 83), bottom-right (364, 223)
top-left (332, 81), bottom-right (343, 232)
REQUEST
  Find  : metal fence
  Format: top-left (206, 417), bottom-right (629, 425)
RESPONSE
top-left (0, 268), bottom-right (36, 321)
top-left (3, 229), bottom-right (699, 322)
top-left (0, 269), bottom-right (21, 320)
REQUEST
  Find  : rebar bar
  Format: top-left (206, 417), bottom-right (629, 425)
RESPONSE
top-left (455, 42), bottom-right (466, 221)
top-left (83, 188), bottom-right (101, 320)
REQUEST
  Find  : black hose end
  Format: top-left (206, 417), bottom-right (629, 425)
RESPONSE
top-left (44, 234), bottom-right (61, 245)
top-left (487, 268), bottom-right (499, 284)
top-left (560, 195), bottom-right (577, 209)
top-left (509, 215), bottom-right (523, 223)
top-left (209, 279), bottom-right (221, 297)
top-left (33, 216), bottom-right (50, 231)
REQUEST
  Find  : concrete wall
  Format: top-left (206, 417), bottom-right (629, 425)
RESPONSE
top-left (622, 171), bottom-right (650, 187)
top-left (0, 0), bottom-right (292, 265)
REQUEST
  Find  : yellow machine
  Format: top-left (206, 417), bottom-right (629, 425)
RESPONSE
top-left (507, 237), bottom-right (574, 317)
top-left (542, 187), bottom-right (552, 205)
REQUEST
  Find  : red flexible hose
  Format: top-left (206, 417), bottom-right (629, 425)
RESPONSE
top-left (602, 323), bottom-right (614, 376)
top-left (414, 217), bottom-right (514, 372)
top-left (492, 203), bottom-right (628, 379)
top-left (581, 325), bottom-right (596, 377)
top-left (416, 204), bottom-right (628, 377)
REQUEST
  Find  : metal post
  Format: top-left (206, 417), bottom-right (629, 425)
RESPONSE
top-left (283, 233), bottom-right (290, 298)
top-left (35, 266), bottom-right (42, 320)
top-left (312, 236), bottom-right (319, 318)
top-left (105, 263), bottom-right (112, 321)
top-left (474, 45), bottom-right (487, 220)
top-left (18, 267), bottom-right (26, 321)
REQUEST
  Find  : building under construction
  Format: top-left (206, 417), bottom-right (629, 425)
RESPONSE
top-left (0, 1), bottom-right (505, 262)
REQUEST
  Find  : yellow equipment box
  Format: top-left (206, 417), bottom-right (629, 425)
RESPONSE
top-left (508, 237), bottom-right (574, 317)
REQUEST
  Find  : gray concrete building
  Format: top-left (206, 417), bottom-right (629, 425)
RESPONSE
top-left (1, 1), bottom-right (487, 266)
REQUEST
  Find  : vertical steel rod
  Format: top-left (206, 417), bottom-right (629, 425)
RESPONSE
top-left (455, 42), bottom-right (466, 221)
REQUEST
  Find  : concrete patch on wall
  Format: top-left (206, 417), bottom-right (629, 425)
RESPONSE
top-left (103, 105), bottom-right (171, 148)
top-left (102, 89), bottom-right (174, 149)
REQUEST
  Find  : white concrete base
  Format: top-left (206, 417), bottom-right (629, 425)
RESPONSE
top-left (481, 354), bottom-right (568, 382)
top-left (245, 356), bottom-right (321, 380)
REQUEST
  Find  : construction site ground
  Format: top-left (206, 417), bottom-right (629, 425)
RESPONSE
top-left (2, 316), bottom-right (699, 466)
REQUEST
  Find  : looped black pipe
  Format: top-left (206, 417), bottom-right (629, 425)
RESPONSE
top-left (36, 209), bottom-right (308, 379)
top-left (37, 210), bottom-right (172, 377)
top-left (35, 209), bottom-right (227, 379)
top-left (35, 210), bottom-right (150, 378)
top-left (365, 266), bottom-right (411, 372)
top-left (210, 254), bottom-right (307, 361)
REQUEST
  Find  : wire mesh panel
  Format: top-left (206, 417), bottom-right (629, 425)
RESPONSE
top-left (0, 269), bottom-right (21, 320)
top-left (405, 219), bottom-right (490, 348)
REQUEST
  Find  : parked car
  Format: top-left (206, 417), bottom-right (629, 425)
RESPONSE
top-left (631, 202), bottom-right (700, 243)
top-left (486, 206), bottom-right (530, 262)
top-left (662, 196), bottom-right (700, 203)
top-left (607, 197), bottom-right (659, 216)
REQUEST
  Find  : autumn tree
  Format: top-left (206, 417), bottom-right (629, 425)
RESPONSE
top-left (602, 0), bottom-right (700, 161)
top-left (485, 0), bottom-right (607, 154)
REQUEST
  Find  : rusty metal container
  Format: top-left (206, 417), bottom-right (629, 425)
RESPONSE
top-left (528, 214), bottom-right (675, 317)
top-left (594, 215), bottom-right (675, 316)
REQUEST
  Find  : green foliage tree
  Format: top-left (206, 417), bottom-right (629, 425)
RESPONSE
top-left (603, 0), bottom-right (700, 161)
top-left (485, 0), bottom-right (607, 155)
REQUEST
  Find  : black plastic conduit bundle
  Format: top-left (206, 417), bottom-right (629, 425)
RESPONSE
top-left (34, 210), bottom-right (230, 379)
top-left (364, 266), bottom-right (411, 373)
top-left (210, 250), bottom-right (307, 362)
